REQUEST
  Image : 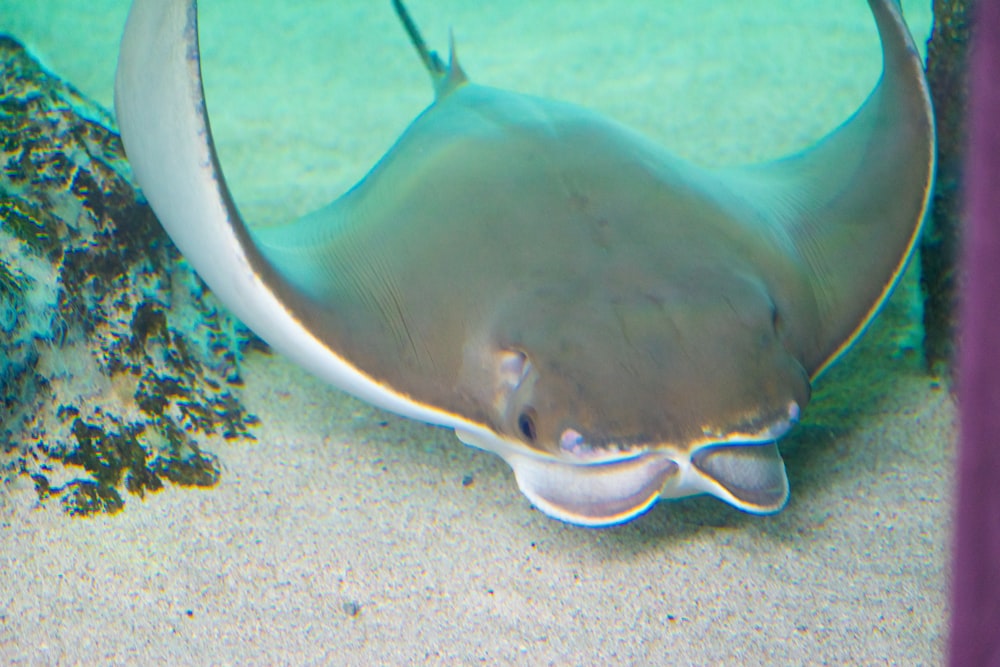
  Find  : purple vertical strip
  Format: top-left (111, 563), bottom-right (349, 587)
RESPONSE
top-left (950, 1), bottom-right (1000, 665)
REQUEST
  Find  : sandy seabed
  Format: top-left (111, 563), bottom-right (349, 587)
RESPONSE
top-left (2, 1), bottom-right (950, 664)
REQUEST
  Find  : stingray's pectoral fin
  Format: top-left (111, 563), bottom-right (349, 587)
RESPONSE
top-left (505, 452), bottom-right (680, 527)
top-left (724, 0), bottom-right (934, 378)
top-left (690, 442), bottom-right (789, 513)
top-left (114, 0), bottom-right (454, 424)
top-left (114, 0), bottom-right (314, 375)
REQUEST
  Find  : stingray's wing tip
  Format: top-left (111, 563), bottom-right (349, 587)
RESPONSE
top-left (115, 0), bottom-right (249, 288)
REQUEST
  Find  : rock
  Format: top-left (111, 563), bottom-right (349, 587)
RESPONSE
top-left (920, 0), bottom-right (972, 379)
top-left (1, 35), bottom-right (263, 516)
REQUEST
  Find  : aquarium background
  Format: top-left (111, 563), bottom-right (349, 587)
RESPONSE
top-left (2, 1), bottom-right (949, 664)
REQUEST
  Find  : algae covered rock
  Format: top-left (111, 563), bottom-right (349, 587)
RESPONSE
top-left (920, 0), bottom-right (972, 378)
top-left (1, 35), bottom-right (263, 515)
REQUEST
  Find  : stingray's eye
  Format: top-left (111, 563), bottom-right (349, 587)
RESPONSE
top-left (517, 409), bottom-right (538, 442)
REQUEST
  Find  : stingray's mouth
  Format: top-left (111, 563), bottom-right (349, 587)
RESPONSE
top-left (504, 437), bottom-right (791, 527)
top-left (484, 401), bottom-right (801, 526)
top-left (554, 400), bottom-right (800, 462)
top-left (556, 427), bottom-right (649, 462)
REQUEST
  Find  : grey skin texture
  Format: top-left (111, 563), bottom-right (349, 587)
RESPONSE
top-left (114, 0), bottom-right (933, 526)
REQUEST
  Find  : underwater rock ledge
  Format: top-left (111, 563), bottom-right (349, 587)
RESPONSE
top-left (1, 35), bottom-right (263, 516)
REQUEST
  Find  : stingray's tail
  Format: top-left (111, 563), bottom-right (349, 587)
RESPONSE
top-left (392, 0), bottom-right (468, 98)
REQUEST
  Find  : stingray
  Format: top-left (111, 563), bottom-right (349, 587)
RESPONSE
top-left (113, 0), bottom-right (934, 526)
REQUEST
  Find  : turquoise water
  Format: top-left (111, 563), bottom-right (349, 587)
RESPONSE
top-left (2, 1), bottom-right (948, 664)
